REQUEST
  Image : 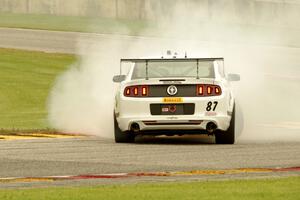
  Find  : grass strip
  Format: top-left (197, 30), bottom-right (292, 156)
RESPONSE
top-left (0, 48), bottom-right (76, 129)
top-left (0, 12), bottom-right (154, 36)
top-left (0, 177), bottom-right (299, 200)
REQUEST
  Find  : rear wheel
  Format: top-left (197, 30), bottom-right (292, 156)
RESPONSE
top-left (215, 105), bottom-right (235, 144)
top-left (114, 114), bottom-right (135, 143)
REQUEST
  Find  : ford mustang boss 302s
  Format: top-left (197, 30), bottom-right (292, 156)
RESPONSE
top-left (113, 55), bottom-right (240, 144)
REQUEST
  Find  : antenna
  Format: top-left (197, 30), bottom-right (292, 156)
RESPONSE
top-left (196, 59), bottom-right (199, 79)
top-left (145, 60), bottom-right (149, 80)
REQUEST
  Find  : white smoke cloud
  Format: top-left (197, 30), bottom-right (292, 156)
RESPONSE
top-left (48, 1), bottom-right (300, 142)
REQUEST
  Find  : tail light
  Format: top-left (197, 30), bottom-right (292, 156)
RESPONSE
top-left (141, 86), bottom-right (148, 96)
top-left (124, 84), bottom-right (221, 97)
top-left (124, 85), bottom-right (148, 97)
top-left (197, 84), bottom-right (222, 96)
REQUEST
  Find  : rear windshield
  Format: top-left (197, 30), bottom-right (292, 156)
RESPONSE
top-left (131, 61), bottom-right (215, 80)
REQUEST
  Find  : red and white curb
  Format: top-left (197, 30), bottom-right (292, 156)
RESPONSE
top-left (0, 167), bottom-right (299, 184)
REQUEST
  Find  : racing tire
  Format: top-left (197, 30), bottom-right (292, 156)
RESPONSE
top-left (215, 105), bottom-right (235, 144)
top-left (114, 114), bottom-right (135, 143)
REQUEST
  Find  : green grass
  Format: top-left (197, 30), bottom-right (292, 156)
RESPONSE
top-left (0, 177), bottom-right (299, 200)
top-left (0, 12), bottom-right (155, 36)
top-left (0, 48), bottom-right (76, 129)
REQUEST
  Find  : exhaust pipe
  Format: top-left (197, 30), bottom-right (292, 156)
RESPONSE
top-left (130, 123), bottom-right (140, 133)
top-left (206, 122), bottom-right (217, 134)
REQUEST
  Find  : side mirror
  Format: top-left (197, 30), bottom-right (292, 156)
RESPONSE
top-left (113, 75), bottom-right (126, 83)
top-left (227, 73), bottom-right (240, 82)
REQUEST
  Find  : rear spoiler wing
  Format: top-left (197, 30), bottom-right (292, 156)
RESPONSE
top-left (119, 57), bottom-right (224, 80)
top-left (120, 58), bottom-right (224, 62)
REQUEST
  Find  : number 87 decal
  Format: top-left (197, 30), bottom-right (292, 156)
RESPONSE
top-left (206, 101), bottom-right (218, 111)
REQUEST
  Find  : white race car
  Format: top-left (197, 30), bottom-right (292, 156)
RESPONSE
top-left (113, 54), bottom-right (240, 144)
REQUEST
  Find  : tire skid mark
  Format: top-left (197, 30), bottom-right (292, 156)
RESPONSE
top-left (0, 167), bottom-right (299, 184)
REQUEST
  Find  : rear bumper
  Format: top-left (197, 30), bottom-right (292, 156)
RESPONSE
top-left (115, 95), bottom-right (233, 132)
top-left (117, 115), bottom-right (231, 132)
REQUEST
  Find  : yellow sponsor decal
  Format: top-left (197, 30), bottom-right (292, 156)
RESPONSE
top-left (162, 97), bottom-right (183, 103)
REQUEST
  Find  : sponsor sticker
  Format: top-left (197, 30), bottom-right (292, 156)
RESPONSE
top-left (205, 111), bottom-right (217, 116)
top-left (162, 107), bottom-right (169, 112)
top-left (162, 97), bottom-right (183, 103)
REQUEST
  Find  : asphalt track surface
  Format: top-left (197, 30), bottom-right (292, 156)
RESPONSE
top-left (0, 135), bottom-right (299, 188)
top-left (0, 28), bottom-right (299, 187)
top-left (0, 27), bottom-right (179, 54)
